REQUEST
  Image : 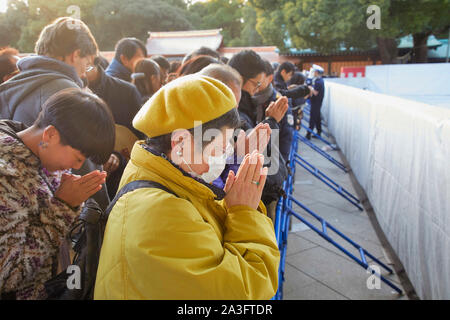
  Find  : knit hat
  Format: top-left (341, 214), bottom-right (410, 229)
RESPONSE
top-left (133, 74), bottom-right (236, 138)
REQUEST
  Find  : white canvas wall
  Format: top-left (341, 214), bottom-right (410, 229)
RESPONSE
top-left (322, 81), bottom-right (450, 299)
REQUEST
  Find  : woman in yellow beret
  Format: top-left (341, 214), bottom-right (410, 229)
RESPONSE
top-left (94, 74), bottom-right (280, 300)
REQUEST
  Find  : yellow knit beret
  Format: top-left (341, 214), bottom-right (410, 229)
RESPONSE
top-left (133, 74), bottom-right (236, 138)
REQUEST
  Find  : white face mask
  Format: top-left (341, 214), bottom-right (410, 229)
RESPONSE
top-left (199, 153), bottom-right (227, 183)
top-left (200, 142), bottom-right (234, 183)
top-left (181, 143), bottom-right (233, 184)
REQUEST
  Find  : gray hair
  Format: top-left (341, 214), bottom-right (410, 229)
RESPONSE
top-left (199, 63), bottom-right (243, 89)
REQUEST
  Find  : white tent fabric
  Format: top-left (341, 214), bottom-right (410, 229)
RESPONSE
top-left (327, 63), bottom-right (450, 109)
top-left (322, 81), bottom-right (450, 299)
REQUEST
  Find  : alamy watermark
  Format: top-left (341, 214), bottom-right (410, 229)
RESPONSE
top-left (171, 121), bottom-right (281, 176)
top-left (366, 265), bottom-right (381, 290)
top-left (66, 265), bottom-right (81, 290)
top-left (66, 5), bottom-right (81, 30)
top-left (366, 5), bottom-right (381, 30)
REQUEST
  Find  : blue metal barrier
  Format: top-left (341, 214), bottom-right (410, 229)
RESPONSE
top-left (300, 123), bottom-right (337, 150)
top-left (273, 126), bottom-right (403, 300)
top-left (297, 134), bottom-right (348, 173)
top-left (286, 197), bottom-right (402, 295)
top-left (294, 152), bottom-right (363, 211)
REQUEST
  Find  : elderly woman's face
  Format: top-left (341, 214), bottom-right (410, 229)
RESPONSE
top-left (174, 126), bottom-right (234, 178)
top-left (38, 126), bottom-right (86, 172)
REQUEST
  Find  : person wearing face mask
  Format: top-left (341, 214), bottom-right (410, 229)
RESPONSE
top-left (94, 74), bottom-right (280, 300)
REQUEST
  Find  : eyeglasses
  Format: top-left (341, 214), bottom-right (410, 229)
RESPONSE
top-left (248, 78), bottom-right (262, 89)
top-left (86, 65), bottom-right (95, 73)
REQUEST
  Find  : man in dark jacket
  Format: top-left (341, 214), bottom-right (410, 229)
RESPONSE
top-left (86, 59), bottom-right (146, 198)
top-left (0, 55), bottom-right (85, 123)
top-left (229, 50), bottom-right (290, 219)
top-left (86, 58), bottom-right (145, 140)
top-left (0, 17), bottom-right (97, 124)
top-left (106, 38), bottom-right (147, 82)
top-left (253, 60), bottom-right (294, 163)
top-left (274, 61), bottom-right (310, 100)
top-left (0, 17), bottom-right (111, 209)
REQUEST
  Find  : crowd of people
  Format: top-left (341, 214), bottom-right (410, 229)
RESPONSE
top-left (0, 17), bottom-right (325, 300)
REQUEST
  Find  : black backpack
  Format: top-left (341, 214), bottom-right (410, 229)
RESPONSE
top-left (44, 180), bottom-right (177, 300)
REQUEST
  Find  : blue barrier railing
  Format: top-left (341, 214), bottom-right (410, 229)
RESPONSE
top-left (297, 134), bottom-right (348, 173)
top-left (273, 128), bottom-right (403, 300)
top-left (300, 123), bottom-right (337, 150)
top-left (294, 153), bottom-right (363, 211)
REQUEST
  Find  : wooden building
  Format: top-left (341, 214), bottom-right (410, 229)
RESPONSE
top-left (279, 49), bottom-right (381, 77)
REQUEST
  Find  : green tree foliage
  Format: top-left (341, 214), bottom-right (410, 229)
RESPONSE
top-left (250, 0), bottom-right (449, 63)
top-left (188, 0), bottom-right (244, 46)
top-left (188, 0), bottom-right (263, 47)
top-left (388, 0), bottom-right (450, 62)
top-left (1, 0), bottom-right (447, 62)
top-left (16, 0), bottom-right (98, 52)
top-left (238, 5), bottom-right (263, 47)
top-left (254, 8), bottom-right (287, 50)
top-left (0, 0), bottom-right (193, 52)
top-left (93, 0), bottom-right (194, 50)
top-left (0, 0), bottom-right (29, 48)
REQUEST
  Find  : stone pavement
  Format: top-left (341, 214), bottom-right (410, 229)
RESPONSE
top-left (282, 129), bottom-right (411, 300)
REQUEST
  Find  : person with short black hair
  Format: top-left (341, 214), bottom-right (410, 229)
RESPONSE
top-left (273, 61), bottom-right (310, 101)
top-left (277, 62), bottom-right (295, 81)
top-left (289, 71), bottom-right (308, 131)
top-left (0, 17), bottom-right (112, 211)
top-left (177, 55), bottom-right (221, 77)
top-left (132, 58), bottom-right (161, 104)
top-left (106, 37), bottom-right (147, 82)
top-left (166, 60), bottom-right (182, 83)
top-left (0, 88), bottom-right (115, 300)
top-left (183, 46), bottom-right (221, 64)
top-left (0, 47), bottom-right (20, 84)
top-left (0, 17), bottom-right (98, 124)
top-left (229, 51), bottom-right (289, 212)
top-left (228, 50), bottom-right (288, 134)
top-left (150, 55), bottom-right (170, 86)
top-left (253, 60), bottom-right (294, 164)
top-left (169, 60), bottom-right (182, 74)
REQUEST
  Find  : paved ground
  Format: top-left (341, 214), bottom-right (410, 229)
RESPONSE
top-left (282, 128), bottom-right (409, 300)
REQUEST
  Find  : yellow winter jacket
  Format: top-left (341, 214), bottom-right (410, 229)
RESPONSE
top-left (94, 142), bottom-right (280, 300)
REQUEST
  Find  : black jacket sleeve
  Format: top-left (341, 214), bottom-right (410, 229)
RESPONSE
top-left (89, 67), bottom-right (145, 140)
top-left (262, 116), bottom-right (280, 131)
top-left (278, 85), bottom-right (311, 100)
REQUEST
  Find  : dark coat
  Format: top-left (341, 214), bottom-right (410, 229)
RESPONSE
top-left (274, 72), bottom-right (311, 100)
top-left (105, 58), bottom-right (132, 83)
top-left (0, 55), bottom-right (82, 125)
top-left (237, 90), bottom-right (288, 204)
top-left (0, 55), bottom-right (111, 210)
top-left (252, 85), bottom-right (294, 163)
top-left (88, 66), bottom-right (145, 140)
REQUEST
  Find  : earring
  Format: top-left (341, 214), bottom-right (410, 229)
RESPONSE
top-left (38, 141), bottom-right (48, 149)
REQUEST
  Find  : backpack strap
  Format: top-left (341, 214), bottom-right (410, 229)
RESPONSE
top-left (105, 180), bottom-right (178, 217)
